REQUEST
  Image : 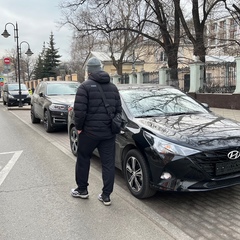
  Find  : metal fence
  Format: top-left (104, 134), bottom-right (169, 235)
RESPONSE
top-left (177, 67), bottom-right (190, 92)
top-left (199, 62), bottom-right (236, 93)
top-left (141, 68), bottom-right (191, 92)
top-left (142, 71), bottom-right (159, 84)
top-left (117, 61), bottom-right (236, 93)
top-left (119, 73), bottom-right (129, 84)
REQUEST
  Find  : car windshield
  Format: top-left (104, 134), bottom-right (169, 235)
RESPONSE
top-left (120, 87), bottom-right (209, 118)
top-left (8, 84), bottom-right (28, 91)
top-left (47, 82), bottom-right (79, 95)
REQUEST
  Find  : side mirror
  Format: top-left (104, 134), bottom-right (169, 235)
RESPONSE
top-left (121, 118), bottom-right (128, 128)
top-left (201, 103), bottom-right (209, 109)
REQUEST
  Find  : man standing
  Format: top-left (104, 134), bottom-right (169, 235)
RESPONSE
top-left (71, 57), bottom-right (122, 206)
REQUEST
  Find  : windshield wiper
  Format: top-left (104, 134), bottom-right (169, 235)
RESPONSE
top-left (164, 111), bottom-right (202, 116)
top-left (135, 114), bottom-right (163, 118)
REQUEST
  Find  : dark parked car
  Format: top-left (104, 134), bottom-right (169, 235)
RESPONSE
top-left (2, 83), bottom-right (31, 106)
top-left (68, 84), bottom-right (240, 199)
top-left (31, 81), bottom-right (80, 132)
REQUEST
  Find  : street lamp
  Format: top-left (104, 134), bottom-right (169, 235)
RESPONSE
top-left (1, 22), bottom-right (33, 107)
top-left (19, 41), bottom-right (34, 57)
top-left (19, 41), bottom-right (33, 83)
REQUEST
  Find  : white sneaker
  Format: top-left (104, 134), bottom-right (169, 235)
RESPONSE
top-left (98, 193), bottom-right (111, 206)
top-left (71, 188), bottom-right (89, 199)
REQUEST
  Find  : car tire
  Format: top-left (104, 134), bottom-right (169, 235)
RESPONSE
top-left (31, 106), bottom-right (40, 123)
top-left (44, 110), bottom-right (54, 132)
top-left (123, 149), bottom-right (156, 199)
top-left (70, 126), bottom-right (78, 156)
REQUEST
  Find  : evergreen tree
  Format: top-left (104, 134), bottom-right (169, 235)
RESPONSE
top-left (33, 54), bottom-right (44, 79)
top-left (32, 42), bottom-right (46, 79)
top-left (42, 32), bottom-right (61, 78)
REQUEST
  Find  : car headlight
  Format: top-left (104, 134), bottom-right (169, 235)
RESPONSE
top-left (143, 131), bottom-right (200, 157)
top-left (49, 104), bottom-right (68, 111)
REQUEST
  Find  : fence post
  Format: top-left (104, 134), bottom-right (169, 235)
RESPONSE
top-left (129, 71), bottom-right (137, 84)
top-left (112, 74), bottom-right (120, 84)
top-left (137, 71), bottom-right (144, 84)
top-left (71, 74), bottom-right (78, 82)
top-left (159, 66), bottom-right (168, 85)
top-left (234, 57), bottom-right (240, 94)
top-left (189, 58), bottom-right (204, 93)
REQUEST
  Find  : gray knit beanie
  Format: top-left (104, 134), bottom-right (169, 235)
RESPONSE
top-left (86, 57), bottom-right (102, 73)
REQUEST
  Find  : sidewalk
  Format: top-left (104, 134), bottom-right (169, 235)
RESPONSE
top-left (211, 107), bottom-right (240, 122)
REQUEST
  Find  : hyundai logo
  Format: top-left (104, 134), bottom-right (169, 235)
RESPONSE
top-left (227, 150), bottom-right (240, 160)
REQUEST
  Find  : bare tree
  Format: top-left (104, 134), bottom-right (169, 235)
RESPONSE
top-left (175, 0), bottom-right (238, 63)
top-left (229, 3), bottom-right (240, 22)
top-left (5, 49), bottom-right (18, 82)
top-left (69, 31), bottom-right (96, 82)
top-left (20, 55), bottom-right (35, 81)
top-left (60, 0), bottom-right (234, 86)
top-left (60, 0), bottom-right (182, 86)
top-left (60, 0), bottom-right (143, 76)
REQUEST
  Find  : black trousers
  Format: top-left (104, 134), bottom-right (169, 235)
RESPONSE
top-left (76, 132), bottom-right (116, 197)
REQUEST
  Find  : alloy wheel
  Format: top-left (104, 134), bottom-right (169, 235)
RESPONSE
top-left (125, 156), bottom-right (143, 192)
top-left (70, 126), bottom-right (78, 156)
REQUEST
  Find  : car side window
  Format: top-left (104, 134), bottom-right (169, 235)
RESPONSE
top-left (39, 84), bottom-right (46, 95)
top-left (35, 83), bottom-right (46, 96)
top-left (34, 83), bottom-right (42, 94)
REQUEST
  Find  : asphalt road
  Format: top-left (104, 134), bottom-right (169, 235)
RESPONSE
top-left (1, 104), bottom-right (240, 240)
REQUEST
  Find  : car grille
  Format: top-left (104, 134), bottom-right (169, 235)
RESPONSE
top-left (190, 147), bottom-right (240, 178)
top-left (14, 94), bottom-right (28, 99)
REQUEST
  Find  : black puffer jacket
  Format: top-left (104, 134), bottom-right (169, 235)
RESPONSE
top-left (74, 71), bottom-right (122, 139)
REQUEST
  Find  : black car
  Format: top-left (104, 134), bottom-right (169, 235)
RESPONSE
top-left (31, 81), bottom-right (80, 132)
top-left (68, 84), bottom-right (240, 199)
top-left (2, 83), bottom-right (31, 106)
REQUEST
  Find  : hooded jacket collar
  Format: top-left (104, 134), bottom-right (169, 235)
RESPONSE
top-left (89, 70), bottom-right (110, 84)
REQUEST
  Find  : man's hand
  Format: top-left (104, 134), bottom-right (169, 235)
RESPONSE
top-left (77, 130), bottom-right (82, 134)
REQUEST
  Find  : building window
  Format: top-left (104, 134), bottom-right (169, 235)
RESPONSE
top-left (220, 20), bottom-right (226, 30)
top-left (160, 51), bottom-right (167, 62)
top-left (229, 19), bottom-right (237, 39)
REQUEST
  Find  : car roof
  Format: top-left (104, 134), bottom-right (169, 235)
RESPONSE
top-left (116, 84), bottom-right (175, 91)
top-left (42, 81), bottom-right (79, 84)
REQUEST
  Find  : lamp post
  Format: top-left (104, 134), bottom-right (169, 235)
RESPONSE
top-left (19, 41), bottom-right (34, 57)
top-left (1, 22), bottom-right (33, 107)
top-left (19, 41), bottom-right (33, 82)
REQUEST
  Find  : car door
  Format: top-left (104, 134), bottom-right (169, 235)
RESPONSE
top-left (36, 83), bottom-right (47, 120)
top-left (32, 82), bottom-right (46, 120)
top-left (2, 84), bottom-right (8, 103)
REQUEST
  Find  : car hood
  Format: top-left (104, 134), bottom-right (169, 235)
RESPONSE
top-left (136, 113), bottom-right (240, 150)
top-left (47, 95), bottom-right (76, 105)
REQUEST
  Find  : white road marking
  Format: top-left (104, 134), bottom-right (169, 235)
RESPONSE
top-left (0, 151), bottom-right (23, 186)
